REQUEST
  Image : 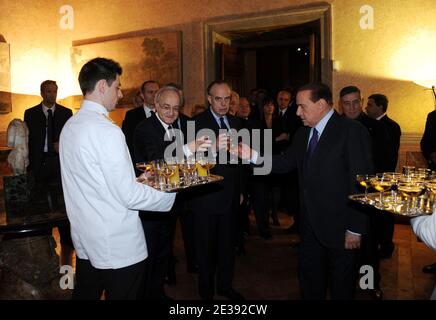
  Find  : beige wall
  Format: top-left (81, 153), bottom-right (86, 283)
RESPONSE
top-left (1, 0), bottom-right (436, 141)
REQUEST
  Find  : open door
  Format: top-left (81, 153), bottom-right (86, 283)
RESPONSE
top-left (215, 43), bottom-right (243, 94)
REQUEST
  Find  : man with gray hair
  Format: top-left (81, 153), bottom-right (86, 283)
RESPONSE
top-left (134, 85), bottom-right (210, 299)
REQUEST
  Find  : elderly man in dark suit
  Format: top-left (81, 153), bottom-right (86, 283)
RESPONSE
top-left (122, 80), bottom-right (159, 161)
top-left (134, 85), bottom-right (209, 299)
top-left (190, 80), bottom-right (244, 301)
top-left (240, 82), bottom-right (373, 299)
top-left (24, 80), bottom-right (73, 263)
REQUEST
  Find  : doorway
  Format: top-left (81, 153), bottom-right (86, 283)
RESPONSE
top-left (204, 2), bottom-right (331, 98)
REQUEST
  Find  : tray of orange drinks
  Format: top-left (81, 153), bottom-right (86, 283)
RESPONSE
top-left (135, 159), bottom-right (224, 193)
top-left (350, 169), bottom-right (435, 218)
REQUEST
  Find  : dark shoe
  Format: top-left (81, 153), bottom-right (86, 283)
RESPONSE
top-left (262, 233), bottom-right (272, 240)
top-left (285, 224), bottom-right (298, 234)
top-left (217, 288), bottom-right (245, 301)
top-left (272, 219), bottom-right (280, 226)
top-left (164, 269), bottom-right (177, 286)
top-left (379, 243), bottom-right (395, 259)
top-left (235, 246), bottom-right (246, 256)
top-left (161, 294), bottom-right (174, 302)
top-left (187, 264), bottom-right (198, 274)
top-left (423, 262), bottom-right (436, 274)
top-left (369, 288), bottom-right (383, 300)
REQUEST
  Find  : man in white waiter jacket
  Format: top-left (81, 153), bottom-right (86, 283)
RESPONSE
top-left (59, 57), bottom-right (176, 300)
top-left (411, 207), bottom-right (436, 300)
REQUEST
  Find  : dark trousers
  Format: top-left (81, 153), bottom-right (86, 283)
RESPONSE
top-left (251, 178), bottom-right (270, 237)
top-left (72, 258), bottom-right (145, 300)
top-left (178, 202), bottom-right (197, 271)
top-left (194, 212), bottom-right (236, 299)
top-left (360, 211), bottom-right (381, 289)
top-left (140, 214), bottom-right (173, 299)
top-left (299, 221), bottom-right (359, 300)
top-left (376, 212), bottom-right (395, 252)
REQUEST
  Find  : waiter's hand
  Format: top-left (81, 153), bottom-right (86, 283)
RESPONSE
top-left (345, 231), bottom-right (361, 250)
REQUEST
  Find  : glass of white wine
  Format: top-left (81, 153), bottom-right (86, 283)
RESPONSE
top-left (356, 174), bottom-right (375, 202)
top-left (398, 182), bottom-right (425, 215)
top-left (370, 174), bottom-right (393, 209)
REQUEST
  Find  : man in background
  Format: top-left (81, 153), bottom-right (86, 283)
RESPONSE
top-left (24, 80), bottom-right (73, 264)
top-left (122, 80), bottom-right (160, 161)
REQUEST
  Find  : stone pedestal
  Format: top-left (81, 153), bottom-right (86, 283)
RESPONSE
top-left (3, 174), bottom-right (34, 204)
top-left (0, 235), bottom-right (71, 299)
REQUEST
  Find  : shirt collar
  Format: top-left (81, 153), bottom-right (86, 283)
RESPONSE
top-left (376, 113), bottom-right (386, 121)
top-left (279, 107), bottom-right (288, 115)
top-left (209, 108), bottom-right (229, 128)
top-left (313, 107), bottom-right (334, 137)
top-left (143, 104), bottom-right (154, 116)
top-left (155, 113), bottom-right (173, 130)
top-left (81, 99), bottom-right (109, 116)
top-left (42, 103), bottom-right (56, 114)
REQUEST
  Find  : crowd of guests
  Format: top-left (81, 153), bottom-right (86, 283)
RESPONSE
top-left (20, 56), bottom-right (436, 300)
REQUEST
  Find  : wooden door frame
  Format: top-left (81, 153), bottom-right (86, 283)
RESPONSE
top-left (204, 2), bottom-right (332, 88)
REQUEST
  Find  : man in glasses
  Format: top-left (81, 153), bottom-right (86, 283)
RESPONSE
top-left (133, 85), bottom-right (210, 300)
top-left (190, 80), bottom-right (245, 300)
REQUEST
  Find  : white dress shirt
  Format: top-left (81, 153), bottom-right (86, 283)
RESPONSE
top-left (143, 105), bottom-right (154, 118)
top-left (59, 100), bottom-right (176, 269)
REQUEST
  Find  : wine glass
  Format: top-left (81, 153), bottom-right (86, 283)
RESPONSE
top-left (370, 174), bottom-right (393, 209)
top-left (398, 181), bottom-right (425, 215)
top-left (356, 174), bottom-right (375, 202)
top-left (160, 163), bottom-right (175, 190)
top-left (136, 162), bottom-right (153, 184)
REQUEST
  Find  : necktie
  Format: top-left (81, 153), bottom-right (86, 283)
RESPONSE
top-left (305, 128), bottom-right (318, 164)
top-left (46, 109), bottom-right (55, 154)
top-left (219, 117), bottom-right (228, 130)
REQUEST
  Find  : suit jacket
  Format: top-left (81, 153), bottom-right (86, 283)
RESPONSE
top-left (379, 115), bottom-right (401, 172)
top-left (277, 101), bottom-right (303, 153)
top-left (24, 103), bottom-right (72, 173)
top-left (190, 109), bottom-right (242, 216)
top-left (355, 113), bottom-right (392, 173)
top-left (420, 110), bottom-right (436, 171)
top-left (133, 112), bottom-right (189, 163)
top-left (272, 111), bottom-right (373, 248)
top-left (122, 107), bottom-right (148, 161)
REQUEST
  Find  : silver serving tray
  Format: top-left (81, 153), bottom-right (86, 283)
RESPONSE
top-left (349, 192), bottom-right (433, 218)
top-left (139, 174), bottom-right (224, 193)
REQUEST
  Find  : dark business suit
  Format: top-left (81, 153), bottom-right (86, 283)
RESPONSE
top-left (24, 103), bottom-right (73, 244)
top-left (133, 112), bottom-right (187, 299)
top-left (24, 103), bottom-right (72, 181)
top-left (379, 115), bottom-right (401, 172)
top-left (420, 110), bottom-right (436, 171)
top-left (190, 109), bottom-right (242, 299)
top-left (122, 106), bottom-right (150, 163)
top-left (271, 111), bottom-right (373, 299)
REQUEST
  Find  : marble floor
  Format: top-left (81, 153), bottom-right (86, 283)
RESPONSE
top-left (55, 210), bottom-right (436, 300)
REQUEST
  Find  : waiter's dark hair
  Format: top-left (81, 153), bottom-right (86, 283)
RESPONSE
top-left (298, 82), bottom-right (333, 105)
top-left (40, 80), bottom-right (57, 93)
top-left (368, 93), bottom-right (389, 112)
top-left (78, 57), bottom-right (122, 95)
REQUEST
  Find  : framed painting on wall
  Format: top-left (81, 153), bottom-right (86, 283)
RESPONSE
top-left (71, 30), bottom-right (182, 108)
top-left (0, 42), bottom-right (12, 114)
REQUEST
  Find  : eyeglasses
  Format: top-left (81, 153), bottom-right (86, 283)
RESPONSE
top-left (160, 104), bottom-right (180, 113)
top-left (210, 95), bottom-right (231, 104)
